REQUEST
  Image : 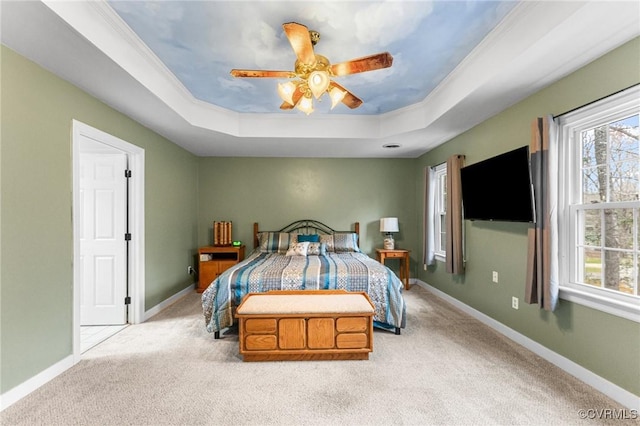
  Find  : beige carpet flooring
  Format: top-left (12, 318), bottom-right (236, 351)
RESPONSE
top-left (1, 285), bottom-right (632, 425)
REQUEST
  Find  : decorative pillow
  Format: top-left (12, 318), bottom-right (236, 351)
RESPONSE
top-left (306, 242), bottom-right (327, 256)
top-left (258, 232), bottom-right (292, 253)
top-left (297, 234), bottom-right (320, 243)
top-left (286, 241), bottom-right (310, 257)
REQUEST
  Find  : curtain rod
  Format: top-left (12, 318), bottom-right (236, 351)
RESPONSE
top-left (553, 83), bottom-right (639, 120)
top-left (431, 154), bottom-right (465, 169)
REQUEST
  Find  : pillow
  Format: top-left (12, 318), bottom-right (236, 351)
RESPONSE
top-left (297, 234), bottom-right (320, 243)
top-left (321, 233), bottom-right (360, 253)
top-left (306, 242), bottom-right (327, 256)
top-left (258, 232), bottom-right (291, 253)
top-left (286, 241), bottom-right (310, 257)
top-left (319, 234), bottom-right (334, 252)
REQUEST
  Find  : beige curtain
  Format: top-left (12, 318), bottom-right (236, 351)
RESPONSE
top-left (446, 154), bottom-right (465, 274)
top-left (526, 116), bottom-right (559, 311)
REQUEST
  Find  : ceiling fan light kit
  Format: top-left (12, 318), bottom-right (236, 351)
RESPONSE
top-left (277, 81), bottom-right (297, 105)
top-left (297, 94), bottom-right (314, 115)
top-left (329, 86), bottom-right (347, 110)
top-left (308, 71), bottom-right (330, 99)
top-left (230, 22), bottom-right (393, 115)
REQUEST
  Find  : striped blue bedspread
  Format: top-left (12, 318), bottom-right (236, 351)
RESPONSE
top-left (202, 250), bottom-right (406, 333)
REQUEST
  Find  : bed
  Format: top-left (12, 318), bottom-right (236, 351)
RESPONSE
top-left (201, 219), bottom-right (406, 338)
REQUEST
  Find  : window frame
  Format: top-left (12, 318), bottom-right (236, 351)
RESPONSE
top-left (433, 163), bottom-right (447, 261)
top-left (557, 85), bottom-right (640, 323)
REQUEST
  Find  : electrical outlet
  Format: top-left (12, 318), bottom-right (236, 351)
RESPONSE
top-left (512, 297), bottom-right (519, 310)
top-left (187, 266), bottom-right (195, 275)
top-left (492, 271), bottom-right (498, 283)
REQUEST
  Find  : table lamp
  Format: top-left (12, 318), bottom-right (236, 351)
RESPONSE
top-left (380, 217), bottom-right (399, 249)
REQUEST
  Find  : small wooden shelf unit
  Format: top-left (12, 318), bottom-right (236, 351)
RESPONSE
top-left (197, 245), bottom-right (245, 293)
top-left (235, 290), bottom-right (374, 362)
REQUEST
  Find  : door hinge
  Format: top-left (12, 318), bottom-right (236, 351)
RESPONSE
top-left (124, 296), bottom-right (131, 305)
top-left (125, 233), bottom-right (132, 241)
top-left (125, 169), bottom-right (132, 178)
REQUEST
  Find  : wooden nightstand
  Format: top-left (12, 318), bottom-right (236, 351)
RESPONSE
top-left (376, 248), bottom-right (410, 290)
top-left (197, 245), bottom-right (245, 293)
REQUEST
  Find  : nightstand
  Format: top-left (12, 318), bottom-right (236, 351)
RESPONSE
top-left (376, 248), bottom-right (410, 290)
top-left (197, 245), bottom-right (245, 293)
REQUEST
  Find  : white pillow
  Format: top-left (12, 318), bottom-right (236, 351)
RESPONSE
top-left (286, 241), bottom-right (310, 257)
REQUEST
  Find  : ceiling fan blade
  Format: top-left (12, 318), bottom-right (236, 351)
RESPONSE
top-left (329, 81), bottom-right (363, 109)
top-left (330, 52), bottom-right (393, 76)
top-left (341, 91), bottom-right (363, 109)
top-left (283, 22), bottom-right (316, 65)
top-left (230, 69), bottom-right (294, 78)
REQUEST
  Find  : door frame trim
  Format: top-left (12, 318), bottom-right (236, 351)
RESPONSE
top-left (72, 120), bottom-right (145, 362)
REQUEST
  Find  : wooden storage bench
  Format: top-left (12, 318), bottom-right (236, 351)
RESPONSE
top-left (235, 290), bottom-right (374, 361)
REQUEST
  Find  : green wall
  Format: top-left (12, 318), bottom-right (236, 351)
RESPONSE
top-left (416, 37), bottom-right (640, 396)
top-left (197, 157), bottom-right (417, 260)
top-left (0, 45), bottom-right (199, 393)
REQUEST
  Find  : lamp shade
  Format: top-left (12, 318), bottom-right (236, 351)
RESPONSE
top-left (296, 94), bottom-right (314, 115)
top-left (277, 81), bottom-right (297, 105)
top-left (380, 217), bottom-right (399, 233)
top-left (308, 71), bottom-right (330, 99)
top-left (329, 86), bottom-right (347, 109)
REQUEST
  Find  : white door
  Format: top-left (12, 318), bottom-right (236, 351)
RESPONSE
top-left (79, 149), bottom-right (128, 325)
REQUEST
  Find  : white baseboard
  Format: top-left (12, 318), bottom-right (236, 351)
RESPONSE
top-left (143, 283), bottom-right (194, 321)
top-left (415, 280), bottom-right (640, 411)
top-left (1, 284), bottom-right (196, 412)
top-left (0, 355), bottom-right (75, 412)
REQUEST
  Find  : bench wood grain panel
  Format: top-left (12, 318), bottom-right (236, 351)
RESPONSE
top-left (245, 334), bottom-right (277, 350)
top-left (308, 318), bottom-right (335, 349)
top-left (278, 318), bottom-right (306, 349)
top-left (336, 333), bottom-right (368, 349)
top-left (336, 317), bottom-right (368, 332)
top-left (245, 318), bottom-right (277, 334)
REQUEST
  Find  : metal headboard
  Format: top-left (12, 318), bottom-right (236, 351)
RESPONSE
top-left (253, 219), bottom-right (360, 249)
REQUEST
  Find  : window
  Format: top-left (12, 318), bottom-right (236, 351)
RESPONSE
top-left (558, 86), bottom-right (640, 321)
top-left (434, 163), bottom-right (447, 260)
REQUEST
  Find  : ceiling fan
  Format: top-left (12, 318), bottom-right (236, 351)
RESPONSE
top-left (230, 22), bottom-right (393, 115)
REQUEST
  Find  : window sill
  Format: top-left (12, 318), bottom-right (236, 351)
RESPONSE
top-left (559, 286), bottom-right (640, 323)
top-left (434, 253), bottom-right (445, 263)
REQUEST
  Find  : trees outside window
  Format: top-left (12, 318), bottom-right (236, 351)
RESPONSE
top-left (579, 116), bottom-right (639, 294)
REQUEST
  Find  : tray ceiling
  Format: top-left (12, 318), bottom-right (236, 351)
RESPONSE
top-left (2, 1), bottom-right (639, 157)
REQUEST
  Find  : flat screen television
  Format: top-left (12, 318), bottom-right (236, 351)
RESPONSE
top-left (460, 146), bottom-right (535, 223)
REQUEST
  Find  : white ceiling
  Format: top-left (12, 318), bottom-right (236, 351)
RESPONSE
top-left (2, 1), bottom-right (639, 158)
